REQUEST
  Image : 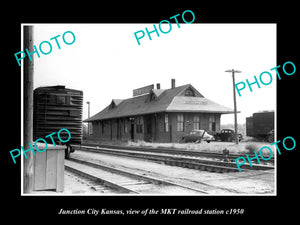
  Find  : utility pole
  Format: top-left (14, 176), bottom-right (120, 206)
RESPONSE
top-left (86, 101), bottom-right (90, 134)
top-left (23, 26), bottom-right (34, 193)
top-left (225, 69), bottom-right (241, 144)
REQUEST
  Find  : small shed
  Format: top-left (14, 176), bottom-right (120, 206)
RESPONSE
top-left (33, 143), bottom-right (65, 192)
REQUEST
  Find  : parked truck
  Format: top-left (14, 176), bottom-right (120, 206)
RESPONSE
top-left (246, 111), bottom-right (274, 142)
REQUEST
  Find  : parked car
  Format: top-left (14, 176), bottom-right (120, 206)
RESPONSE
top-left (215, 129), bottom-right (243, 142)
top-left (181, 129), bottom-right (215, 143)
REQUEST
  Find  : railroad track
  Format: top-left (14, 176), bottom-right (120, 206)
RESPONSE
top-left (76, 143), bottom-right (275, 165)
top-left (65, 157), bottom-right (209, 194)
top-left (65, 170), bottom-right (117, 194)
top-left (80, 143), bottom-right (275, 164)
top-left (72, 145), bottom-right (274, 172)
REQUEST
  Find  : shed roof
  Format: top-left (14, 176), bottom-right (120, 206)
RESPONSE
top-left (85, 84), bottom-right (234, 122)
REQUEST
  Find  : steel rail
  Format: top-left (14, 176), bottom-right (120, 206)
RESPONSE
top-left (65, 162), bottom-right (139, 194)
top-left (76, 143), bottom-right (275, 164)
top-left (73, 145), bottom-right (274, 172)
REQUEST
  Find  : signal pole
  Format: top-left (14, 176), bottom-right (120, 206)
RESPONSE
top-left (225, 69), bottom-right (241, 144)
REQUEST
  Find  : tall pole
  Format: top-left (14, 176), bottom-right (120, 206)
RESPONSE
top-left (23, 26), bottom-right (34, 193)
top-left (86, 101), bottom-right (90, 134)
top-left (225, 69), bottom-right (241, 144)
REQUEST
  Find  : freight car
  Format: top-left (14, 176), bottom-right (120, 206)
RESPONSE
top-left (246, 111), bottom-right (274, 142)
top-left (33, 85), bottom-right (83, 158)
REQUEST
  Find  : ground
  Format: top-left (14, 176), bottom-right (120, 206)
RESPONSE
top-left (29, 139), bottom-right (275, 195)
top-left (31, 149), bottom-right (275, 195)
top-left (71, 150), bottom-right (275, 195)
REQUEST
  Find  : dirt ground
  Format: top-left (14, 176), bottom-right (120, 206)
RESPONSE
top-left (73, 150), bottom-right (275, 195)
top-left (41, 150), bottom-right (274, 195)
top-left (29, 139), bottom-right (276, 195)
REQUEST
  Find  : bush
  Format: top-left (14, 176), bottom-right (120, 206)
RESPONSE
top-left (245, 144), bottom-right (259, 154)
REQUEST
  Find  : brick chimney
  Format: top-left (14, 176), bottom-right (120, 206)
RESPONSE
top-left (171, 79), bottom-right (175, 89)
top-left (156, 83), bottom-right (161, 89)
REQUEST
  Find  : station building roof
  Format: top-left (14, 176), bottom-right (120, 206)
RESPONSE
top-left (84, 84), bottom-right (234, 122)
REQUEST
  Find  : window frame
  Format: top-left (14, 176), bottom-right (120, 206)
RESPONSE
top-left (177, 114), bottom-right (184, 132)
top-left (164, 114), bottom-right (169, 132)
top-left (193, 114), bottom-right (200, 130)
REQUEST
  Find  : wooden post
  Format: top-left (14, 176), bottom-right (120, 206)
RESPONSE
top-left (225, 69), bottom-right (241, 145)
top-left (23, 26), bottom-right (34, 193)
top-left (232, 71), bottom-right (239, 145)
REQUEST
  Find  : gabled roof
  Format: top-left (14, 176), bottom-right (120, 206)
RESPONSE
top-left (166, 96), bottom-right (234, 113)
top-left (151, 89), bottom-right (166, 98)
top-left (84, 84), bottom-right (234, 122)
top-left (109, 99), bottom-right (124, 108)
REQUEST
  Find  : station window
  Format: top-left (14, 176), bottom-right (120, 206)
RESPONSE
top-left (124, 118), bottom-right (128, 133)
top-left (89, 123), bottom-right (93, 135)
top-left (136, 116), bottom-right (143, 133)
top-left (193, 115), bottom-right (200, 130)
top-left (209, 115), bottom-right (216, 131)
top-left (177, 114), bottom-right (184, 132)
top-left (101, 121), bottom-right (105, 134)
top-left (164, 114), bottom-right (169, 132)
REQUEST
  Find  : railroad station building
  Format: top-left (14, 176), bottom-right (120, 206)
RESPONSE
top-left (85, 79), bottom-right (234, 143)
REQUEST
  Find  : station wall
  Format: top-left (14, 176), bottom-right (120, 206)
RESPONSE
top-left (90, 112), bottom-right (221, 143)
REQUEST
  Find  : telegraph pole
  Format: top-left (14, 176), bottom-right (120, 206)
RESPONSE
top-left (86, 101), bottom-right (90, 134)
top-left (225, 69), bottom-right (241, 144)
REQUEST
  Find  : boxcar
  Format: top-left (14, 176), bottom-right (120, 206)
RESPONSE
top-left (33, 85), bottom-right (83, 157)
top-left (246, 111), bottom-right (274, 142)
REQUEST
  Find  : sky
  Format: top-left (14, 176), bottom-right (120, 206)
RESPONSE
top-left (28, 23), bottom-right (276, 124)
